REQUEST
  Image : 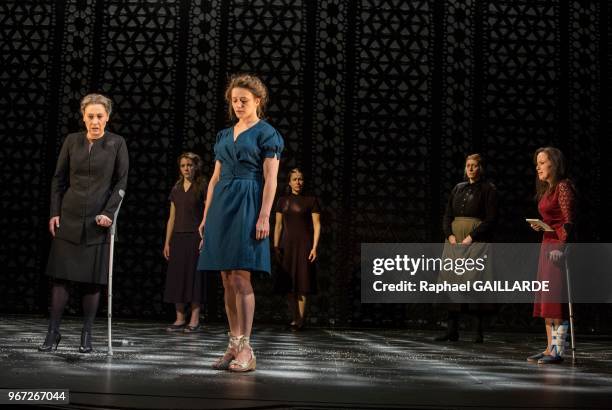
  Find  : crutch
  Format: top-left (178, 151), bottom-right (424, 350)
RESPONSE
top-left (563, 244), bottom-right (576, 363)
top-left (107, 189), bottom-right (125, 356)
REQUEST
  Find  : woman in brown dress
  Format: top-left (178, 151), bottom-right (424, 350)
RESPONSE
top-left (273, 168), bottom-right (321, 331)
top-left (163, 152), bottom-right (206, 333)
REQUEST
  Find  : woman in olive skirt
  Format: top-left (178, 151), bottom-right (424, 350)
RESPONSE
top-left (436, 153), bottom-right (497, 343)
top-left (39, 93), bottom-right (128, 353)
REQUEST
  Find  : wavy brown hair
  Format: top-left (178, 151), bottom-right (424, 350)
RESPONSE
top-left (224, 73), bottom-right (268, 120)
top-left (534, 147), bottom-right (568, 200)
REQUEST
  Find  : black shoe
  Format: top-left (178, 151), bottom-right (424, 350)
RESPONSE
top-left (183, 324), bottom-right (201, 333)
top-left (526, 352), bottom-right (546, 363)
top-left (166, 322), bottom-right (186, 332)
top-left (79, 330), bottom-right (93, 353)
top-left (291, 322), bottom-right (305, 332)
top-left (473, 334), bottom-right (484, 343)
top-left (38, 330), bottom-right (61, 352)
top-left (434, 331), bottom-right (459, 342)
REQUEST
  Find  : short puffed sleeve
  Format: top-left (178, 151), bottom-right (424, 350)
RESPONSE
top-left (258, 125), bottom-right (284, 159)
top-left (213, 129), bottom-right (225, 163)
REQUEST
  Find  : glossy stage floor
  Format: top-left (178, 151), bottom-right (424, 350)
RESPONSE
top-left (1, 316), bottom-right (611, 409)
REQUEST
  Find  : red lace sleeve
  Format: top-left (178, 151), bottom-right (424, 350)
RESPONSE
top-left (557, 181), bottom-right (576, 242)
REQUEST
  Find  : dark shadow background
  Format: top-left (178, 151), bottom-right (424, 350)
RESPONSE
top-left (0, 0), bottom-right (610, 331)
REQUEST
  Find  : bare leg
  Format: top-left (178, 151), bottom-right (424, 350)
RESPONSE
top-left (287, 293), bottom-right (297, 325)
top-left (174, 303), bottom-right (186, 325)
top-left (231, 270), bottom-right (255, 365)
top-left (212, 272), bottom-right (240, 368)
top-left (189, 303), bottom-right (201, 327)
top-left (544, 318), bottom-right (553, 354)
top-left (222, 271), bottom-right (241, 336)
top-left (296, 294), bottom-right (307, 326)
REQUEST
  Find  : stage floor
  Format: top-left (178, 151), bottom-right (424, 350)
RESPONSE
top-left (0, 315), bottom-right (611, 409)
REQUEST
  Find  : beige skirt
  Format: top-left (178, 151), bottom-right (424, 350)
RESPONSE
top-left (439, 217), bottom-right (492, 284)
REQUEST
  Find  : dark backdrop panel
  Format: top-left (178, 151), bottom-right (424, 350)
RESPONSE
top-left (0, 0), bottom-right (610, 330)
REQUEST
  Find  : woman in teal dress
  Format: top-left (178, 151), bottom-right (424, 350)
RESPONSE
top-left (198, 74), bottom-right (283, 372)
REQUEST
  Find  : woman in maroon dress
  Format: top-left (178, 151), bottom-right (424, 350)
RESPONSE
top-left (273, 168), bottom-right (321, 331)
top-left (527, 147), bottom-right (575, 364)
top-left (163, 153), bottom-right (206, 332)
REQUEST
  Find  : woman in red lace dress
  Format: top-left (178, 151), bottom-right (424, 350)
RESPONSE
top-left (527, 147), bottom-right (575, 364)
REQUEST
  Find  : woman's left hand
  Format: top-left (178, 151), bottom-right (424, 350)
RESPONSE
top-left (461, 235), bottom-right (473, 245)
top-left (548, 249), bottom-right (564, 262)
top-left (255, 215), bottom-right (270, 240)
top-left (308, 248), bottom-right (317, 262)
top-left (96, 214), bottom-right (113, 227)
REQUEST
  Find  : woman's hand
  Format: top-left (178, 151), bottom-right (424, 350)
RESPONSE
top-left (448, 235), bottom-right (457, 245)
top-left (548, 249), bottom-right (564, 262)
top-left (308, 248), bottom-right (317, 262)
top-left (49, 216), bottom-right (60, 236)
top-left (255, 215), bottom-right (270, 240)
top-left (163, 243), bottom-right (170, 260)
top-left (96, 214), bottom-right (113, 227)
top-left (198, 221), bottom-right (205, 238)
top-left (461, 235), bottom-right (473, 245)
top-left (530, 223), bottom-right (543, 232)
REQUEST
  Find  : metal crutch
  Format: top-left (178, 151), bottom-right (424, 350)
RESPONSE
top-left (564, 244), bottom-right (576, 363)
top-left (107, 189), bottom-right (125, 356)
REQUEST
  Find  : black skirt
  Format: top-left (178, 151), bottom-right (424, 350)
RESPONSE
top-left (46, 237), bottom-right (110, 285)
top-left (164, 232), bottom-right (203, 303)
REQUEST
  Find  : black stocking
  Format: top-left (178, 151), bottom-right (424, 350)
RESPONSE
top-left (81, 284), bottom-right (101, 332)
top-left (49, 281), bottom-right (69, 332)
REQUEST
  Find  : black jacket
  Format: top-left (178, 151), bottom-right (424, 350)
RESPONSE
top-left (50, 131), bottom-right (129, 245)
top-left (442, 179), bottom-right (498, 242)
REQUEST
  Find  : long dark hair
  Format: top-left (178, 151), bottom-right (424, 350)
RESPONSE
top-left (534, 147), bottom-right (569, 201)
top-left (175, 152), bottom-right (206, 197)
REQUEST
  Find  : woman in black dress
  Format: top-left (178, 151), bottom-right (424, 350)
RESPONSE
top-left (40, 93), bottom-right (129, 353)
top-left (436, 154), bottom-right (497, 343)
top-left (273, 168), bottom-right (321, 331)
top-left (163, 152), bottom-right (206, 333)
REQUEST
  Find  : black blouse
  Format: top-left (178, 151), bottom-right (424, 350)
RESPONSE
top-left (169, 183), bottom-right (204, 233)
top-left (442, 179), bottom-right (498, 241)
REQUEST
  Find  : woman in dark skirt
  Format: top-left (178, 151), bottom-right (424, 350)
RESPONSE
top-left (163, 152), bottom-right (206, 333)
top-left (40, 93), bottom-right (129, 353)
top-left (273, 168), bottom-right (321, 331)
top-left (436, 153), bottom-right (497, 343)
